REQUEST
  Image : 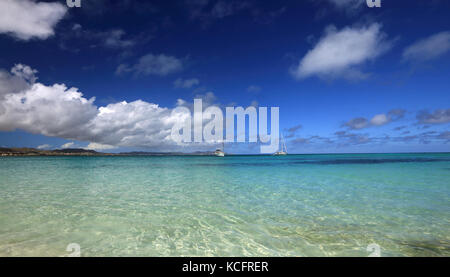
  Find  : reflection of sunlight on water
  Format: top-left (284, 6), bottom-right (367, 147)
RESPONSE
top-left (0, 154), bottom-right (449, 256)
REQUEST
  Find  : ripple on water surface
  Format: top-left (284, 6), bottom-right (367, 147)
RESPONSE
top-left (0, 154), bottom-right (449, 256)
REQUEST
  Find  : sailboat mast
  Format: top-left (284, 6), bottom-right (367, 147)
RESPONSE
top-left (279, 134), bottom-right (282, 152)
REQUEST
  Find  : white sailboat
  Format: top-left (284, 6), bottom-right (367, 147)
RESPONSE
top-left (214, 141), bottom-right (225, 157)
top-left (274, 134), bottom-right (288, 156)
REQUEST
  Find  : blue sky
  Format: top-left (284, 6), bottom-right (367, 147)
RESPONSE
top-left (0, 0), bottom-right (449, 153)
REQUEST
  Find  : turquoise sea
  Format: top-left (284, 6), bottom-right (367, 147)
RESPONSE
top-left (0, 153), bottom-right (449, 257)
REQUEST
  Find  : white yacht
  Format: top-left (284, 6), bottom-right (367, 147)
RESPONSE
top-left (214, 141), bottom-right (225, 157)
top-left (273, 134), bottom-right (288, 156)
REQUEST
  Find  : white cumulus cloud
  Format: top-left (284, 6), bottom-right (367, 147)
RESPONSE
top-left (0, 64), bottom-right (195, 151)
top-left (0, 0), bottom-right (67, 40)
top-left (85, 143), bottom-right (116, 151)
top-left (370, 113), bottom-right (390, 126)
top-left (61, 142), bottom-right (75, 149)
top-left (0, 83), bottom-right (98, 137)
top-left (292, 23), bottom-right (391, 80)
top-left (0, 64), bottom-right (37, 97)
top-left (37, 144), bottom-right (51, 149)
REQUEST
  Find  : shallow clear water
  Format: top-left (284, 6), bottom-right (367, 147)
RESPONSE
top-left (0, 153), bottom-right (449, 256)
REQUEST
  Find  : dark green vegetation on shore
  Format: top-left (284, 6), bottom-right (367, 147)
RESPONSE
top-left (0, 147), bottom-right (104, 156)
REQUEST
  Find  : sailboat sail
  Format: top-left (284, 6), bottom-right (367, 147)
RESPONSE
top-left (274, 134), bottom-right (288, 155)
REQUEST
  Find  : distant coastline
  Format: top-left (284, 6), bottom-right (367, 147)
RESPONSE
top-left (1, 147), bottom-right (449, 157)
top-left (0, 147), bottom-right (215, 157)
